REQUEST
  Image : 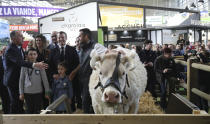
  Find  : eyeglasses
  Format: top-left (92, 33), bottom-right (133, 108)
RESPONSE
top-left (51, 36), bottom-right (57, 38)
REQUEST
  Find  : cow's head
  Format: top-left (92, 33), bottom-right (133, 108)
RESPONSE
top-left (90, 50), bottom-right (136, 105)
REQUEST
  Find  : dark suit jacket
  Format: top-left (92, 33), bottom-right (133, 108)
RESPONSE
top-left (4, 43), bottom-right (33, 87)
top-left (0, 56), bottom-right (4, 83)
top-left (47, 43), bottom-right (58, 51)
top-left (49, 45), bottom-right (79, 76)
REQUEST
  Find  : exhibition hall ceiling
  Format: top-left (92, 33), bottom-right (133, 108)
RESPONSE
top-left (0, 0), bottom-right (208, 25)
top-left (0, 0), bottom-right (209, 11)
top-left (49, 0), bottom-right (179, 8)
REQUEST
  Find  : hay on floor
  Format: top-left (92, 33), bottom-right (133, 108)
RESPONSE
top-left (138, 91), bottom-right (164, 114)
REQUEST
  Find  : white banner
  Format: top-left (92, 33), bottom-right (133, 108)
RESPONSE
top-left (39, 2), bottom-right (98, 45)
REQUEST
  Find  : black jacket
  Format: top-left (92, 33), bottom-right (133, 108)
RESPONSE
top-left (79, 41), bottom-right (96, 87)
top-left (4, 43), bottom-right (32, 87)
top-left (138, 49), bottom-right (157, 81)
top-left (49, 45), bottom-right (79, 76)
top-left (139, 49), bottom-right (157, 65)
top-left (0, 56), bottom-right (4, 83)
top-left (154, 55), bottom-right (178, 84)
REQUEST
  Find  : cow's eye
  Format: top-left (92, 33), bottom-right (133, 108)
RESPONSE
top-left (100, 72), bottom-right (102, 75)
top-left (122, 72), bottom-right (125, 75)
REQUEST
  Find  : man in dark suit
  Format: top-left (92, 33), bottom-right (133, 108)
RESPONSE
top-left (0, 46), bottom-right (10, 114)
top-left (4, 31), bottom-right (48, 114)
top-left (49, 31), bottom-right (81, 112)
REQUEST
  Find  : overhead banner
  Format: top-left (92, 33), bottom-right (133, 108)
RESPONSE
top-left (10, 24), bottom-right (38, 31)
top-left (0, 6), bottom-right (64, 17)
top-left (100, 6), bottom-right (143, 29)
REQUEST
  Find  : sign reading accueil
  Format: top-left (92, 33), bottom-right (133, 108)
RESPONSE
top-left (0, 6), bottom-right (64, 17)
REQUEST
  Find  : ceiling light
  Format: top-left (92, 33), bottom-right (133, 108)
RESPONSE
top-left (109, 31), bottom-right (114, 34)
top-left (123, 30), bottom-right (128, 35)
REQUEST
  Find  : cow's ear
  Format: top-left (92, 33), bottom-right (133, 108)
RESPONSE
top-left (121, 56), bottom-right (129, 65)
top-left (121, 53), bottom-right (136, 71)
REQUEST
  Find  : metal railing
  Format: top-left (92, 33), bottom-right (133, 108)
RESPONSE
top-left (40, 94), bottom-right (71, 114)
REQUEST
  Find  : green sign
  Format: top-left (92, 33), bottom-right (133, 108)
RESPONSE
top-left (98, 28), bottom-right (104, 45)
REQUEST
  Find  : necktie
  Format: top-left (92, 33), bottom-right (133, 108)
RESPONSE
top-left (19, 47), bottom-right (24, 59)
top-left (55, 43), bottom-right (59, 49)
top-left (60, 46), bottom-right (64, 62)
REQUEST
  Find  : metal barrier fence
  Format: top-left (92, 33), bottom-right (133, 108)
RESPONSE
top-left (40, 94), bottom-right (71, 114)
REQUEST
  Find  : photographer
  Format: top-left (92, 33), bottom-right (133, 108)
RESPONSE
top-left (139, 40), bottom-right (157, 98)
top-left (183, 46), bottom-right (197, 61)
top-left (154, 48), bottom-right (180, 109)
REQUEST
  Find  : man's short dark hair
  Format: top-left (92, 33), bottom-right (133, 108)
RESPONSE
top-left (163, 48), bottom-right (172, 54)
top-left (27, 48), bottom-right (37, 55)
top-left (144, 40), bottom-right (153, 45)
top-left (59, 31), bottom-right (67, 38)
top-left (79, 28), bottom-right (91, 40)
top-left (10, 31), bottom-right (17, 39)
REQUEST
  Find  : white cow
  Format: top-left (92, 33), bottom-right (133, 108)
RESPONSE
top-left (89, 47), bottom-right (147, 114)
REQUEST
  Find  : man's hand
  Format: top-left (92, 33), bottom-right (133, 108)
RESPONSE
top-left (188, 53), bottom-right (192, 56)
top-left (45, 95), bottom-right (50, 100)
top-left (53, 74), bottom-right (59, 80)
top-left (144, 62), bottom-right (148, 67)
top-left (34, 61), bottom-right (48, 69)
top-left (69, 71), bottom-right (76, 81)
top-left (147, 62), bottom-right (153, 67)
top-left (19, 94), bottom-right (24, 101)
top-left (163, 68), bottom-right (168, 73)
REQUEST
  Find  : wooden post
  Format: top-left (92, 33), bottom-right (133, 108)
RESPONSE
top-left (2, 114), bottom-right (210, 124)
top-left (187, 59), bottom-right (192, 100)
top-left (189, 60), bottom-right (200, 106)
top-left (0, 114), bottom-right (2, 124)
top-left (191, 88), bottom-right (210, 101)
top-left (191, 63), bottom-right (210, 72)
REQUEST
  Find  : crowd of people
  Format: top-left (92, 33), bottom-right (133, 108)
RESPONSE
top-left (0, 29), bottom-right (210, 114)
top-left (0, 28), bottom-right (106, 114)
top-left (117, 39), bottom-right (210, 111)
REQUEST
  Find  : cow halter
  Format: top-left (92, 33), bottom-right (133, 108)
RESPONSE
top-left (94, 52), bottom-right (130, 99)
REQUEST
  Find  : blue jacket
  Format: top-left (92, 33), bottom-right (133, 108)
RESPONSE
top-left (52, 76), bottom-right (73, 111)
